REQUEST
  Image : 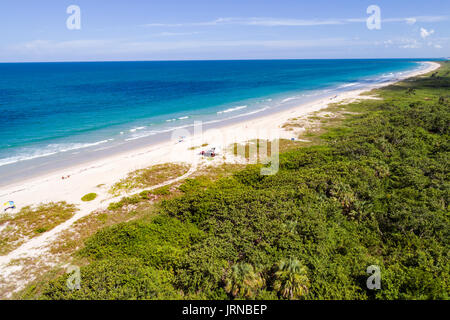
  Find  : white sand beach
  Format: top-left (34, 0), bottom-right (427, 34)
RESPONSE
top-left (0, 61), bottom-right (440, 297)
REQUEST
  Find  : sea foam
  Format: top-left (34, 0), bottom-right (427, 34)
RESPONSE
top-left (0, 140), bottom-right (111, 167)
top-left (217, 105), bottom-right (247, 114)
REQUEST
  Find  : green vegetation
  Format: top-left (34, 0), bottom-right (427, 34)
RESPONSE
top-left (150, 185), bottom-right (171, 196)
top-left (39, 215), bottom-right (203, 299)
top-left (107, 194), bottom-right (142, 211)
top-left (109, 163), bottom-right (189, 195)
top-left (0, 202), bottom-right (77, 255)
top-left (231, 139), bottom-right (273, 160)
top-left (224, 263), bottom-right (265, 298)
top-left (81, 193), bottom-right (97, 202)
top-left (31, 62), bottom-right (449, 300)
top-left (189, 143), bottom-right (209, 150)
top-left (108, 185), bottom-right (176, 211)
top-left (273, 258), bottom-right (310, 299)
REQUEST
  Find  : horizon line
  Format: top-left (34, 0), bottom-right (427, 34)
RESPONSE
top-left (0, 57), bottom-right (446, 64)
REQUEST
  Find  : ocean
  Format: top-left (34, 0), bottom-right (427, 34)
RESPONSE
top-left (0, 59), bottom-right (428, 184)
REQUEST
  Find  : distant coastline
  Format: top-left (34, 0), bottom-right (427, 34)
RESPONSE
top-left (0, 60), bottom-right (439, 196)
top-left (0, 59), bottom-right (433, 185)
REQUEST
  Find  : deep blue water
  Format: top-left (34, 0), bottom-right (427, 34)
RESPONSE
top-left (0, 59), bottom-right (426, 168)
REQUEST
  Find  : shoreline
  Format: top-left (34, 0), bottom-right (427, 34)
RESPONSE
top-left (0, 61), bottom-right (440, 212)
top-left (0, 61), bottom-right (441, 298)
top-left (0, 63), bottom-right (423, 187)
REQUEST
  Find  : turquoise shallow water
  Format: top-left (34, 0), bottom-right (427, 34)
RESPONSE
top-left (0, 59), bottom-right (427, 176)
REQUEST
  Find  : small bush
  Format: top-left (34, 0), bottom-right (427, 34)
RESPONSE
top-left (152, 186), bottom-right (171, 196)
top-left (109, 163), bottom-right (189, 195)
top-left (107, 195), bottom-right (141, 211)
top-left (81, 193), bottom-right (97, 202)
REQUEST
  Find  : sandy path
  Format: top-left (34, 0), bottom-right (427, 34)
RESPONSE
top-left (0, 164), bottom-right (197, 263)
top-left (0, 61), bottom-right (440, 297)
top-left (0, 163), bottom-right (197, 296)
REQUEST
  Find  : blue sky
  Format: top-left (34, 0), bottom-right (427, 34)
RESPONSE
top-left (0, 0), bottom-right (448, 62)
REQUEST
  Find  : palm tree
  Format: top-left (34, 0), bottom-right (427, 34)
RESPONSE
top-left (273, 258), bottom-right (310, 299)
top-left (224, 262), bottom-right (265, 298)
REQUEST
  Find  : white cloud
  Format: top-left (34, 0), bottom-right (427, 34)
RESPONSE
top-left (382, 34), bottom-right (446, 50)
top-left (398, 39), bottom-right (421, 49)
top-left (143, 18), bottom-right (225, 27)
top-left (387, 16), bottom-right (446, 24)
top-left (143, 17), bottom-right (346, 27)
top-left (405, 18), bottom-right (417, 25)
top-left (376, 38), bottom-right (424, 49)
top-left (239, 17), bottom-right (344, 26)
top-left (400, 43), bottom-right (420, 49)
top-left (155, 32), bottom-right (200, 37)
top-left (142, 15), bottom-right (448, 28)
top-left (414, 16), bottom-right (448, 23)
top-left (7, 37), bottom-right (359, 58)
top-left (383, 40), bottom-right (393, 47)
top-left (420, 27), bottom-right (435, 39)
